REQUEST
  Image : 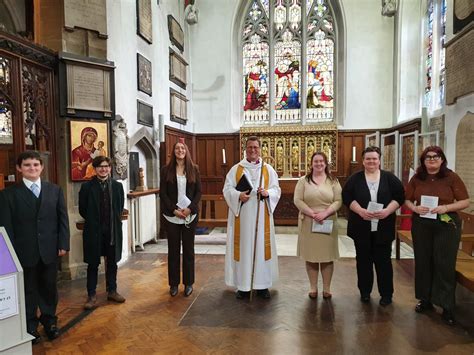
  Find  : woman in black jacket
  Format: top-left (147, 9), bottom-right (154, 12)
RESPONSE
top-left (160, 140), bottom-right (201, 297)
top-left (342, 146), bottom-right (404, 306)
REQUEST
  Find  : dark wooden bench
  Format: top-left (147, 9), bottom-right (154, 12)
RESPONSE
top-left (197, 194), bottom-right (228, 228)
top-left (395, 211), bottom-right (474, 292)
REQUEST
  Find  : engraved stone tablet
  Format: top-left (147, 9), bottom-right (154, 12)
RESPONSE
top-left (455, 112), bottom-right (474, 210)
top-left (137, 0), bottom-right (153, 43)
top-left (446, 27), bottom-right (474, 104)
top-left (64, 0), bottom-right (107, 36)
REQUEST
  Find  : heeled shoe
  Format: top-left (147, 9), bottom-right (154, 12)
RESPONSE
top-left (308, 291), bottom-right (318, 299)
top-left (323, 291), bottom-right (332, 299)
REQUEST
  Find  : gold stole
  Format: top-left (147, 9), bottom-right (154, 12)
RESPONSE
top-left (234, 164), bottom-right (271, 261)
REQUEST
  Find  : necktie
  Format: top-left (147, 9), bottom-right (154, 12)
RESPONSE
top-left (31, 183), bottom-right (40, 198)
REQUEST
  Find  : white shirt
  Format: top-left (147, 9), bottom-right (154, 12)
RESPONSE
top-left (23, 177), bottom-right (41, 194)
top-left (163, 175), bottom-right (197, 225)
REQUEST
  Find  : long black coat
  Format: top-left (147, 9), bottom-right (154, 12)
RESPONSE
top-left (79, 178), bottom-right (124, 264)
top-left (342, 170), bottom-right (405, 244)
top-left (0, 182), bottom-right (70, 267)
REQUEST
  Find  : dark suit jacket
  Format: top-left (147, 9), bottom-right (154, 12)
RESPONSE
top-left (160, 166), bottom-right (201, 217)
top-left (0, 181), bottom-right (70, 267)
top-left (342, 170), bottom-right (405, 244)
top-left (79, 178), bottom-right (124, 264)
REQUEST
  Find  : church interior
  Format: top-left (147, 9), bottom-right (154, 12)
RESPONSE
top-left (0, 0), bottom-right (473, 353)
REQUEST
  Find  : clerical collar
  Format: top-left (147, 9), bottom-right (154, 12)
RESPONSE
top-left (247, 159), bottom-right (260, 164)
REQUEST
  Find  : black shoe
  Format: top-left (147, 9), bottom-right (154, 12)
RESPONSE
top-left (236, 290), bottom-right (250, 299)
top-left (415, 300), bottom-right (434, 313)
top-left (184, 285), bottom-right (193, 297)
top-left (257, 289), bottom-right (271, 299)
top-left (379, 296), bottom-right (392, 306)
top-left (28, 330), bottom-right (41, 344)
top-left (442, 309), bottom-right (455, 326)
top-left (170, 286), bottom-right (178, 297)
top-left (45, 324), bottom-right (60, 340)
top-left (360, 294), bottom-right (370, 303)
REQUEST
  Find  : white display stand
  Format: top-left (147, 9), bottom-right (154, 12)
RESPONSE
top-left (0, 227), bottom-right (34, 354)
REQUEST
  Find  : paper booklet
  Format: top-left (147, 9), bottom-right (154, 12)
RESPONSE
top-left (420, 195), bottom-right (438, 219)
top-left (312, 220), bottom-right (334, 234)
top-left (367, 201), bottom-right (384, 224)
top-left (177, 195), bottom-right (191, 209)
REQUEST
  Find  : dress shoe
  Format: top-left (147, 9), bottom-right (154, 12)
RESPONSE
top-left (257, 289), bottom-right (271, 299)
top-left (236, 290), bottom-right (250, 299)
top-left (415, 300), bottom-right (434, 313)
top-left (107, 291), bottom-right (126, 303)
top-left (308, 291), bottom-right (318, 299)
top-left (323, 291), bottom-right (332, 300)
top-left (442, 309), bottom-right (455, 326)
top-left (184, 285), bottom-right (193, 297)
top-left (28, 330), bottom-right (41, 345)
top-left (170, 286), bottom-right (179, 297)
top-left (84, 295), bottom-right (97, 310)
top-left (360, 294), bottom-right (370, 303)
top-left (45, 324), bottom-right (60, 340)
top-left (379, 296), bottom-right (392, 306)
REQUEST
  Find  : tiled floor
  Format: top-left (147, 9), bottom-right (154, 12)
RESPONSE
top-left (138, 222), bottom-right (414, 259)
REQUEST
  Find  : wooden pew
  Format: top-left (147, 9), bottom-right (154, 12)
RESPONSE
top-left (197, 194), bottom-right (228, 228)
top-left (395, 211), bottom-right (474, 292)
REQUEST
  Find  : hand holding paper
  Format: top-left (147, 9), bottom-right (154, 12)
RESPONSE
top-left (312, 220), bottom-right (334, 234)
top-left (420, 195), bottom-right (438, 219)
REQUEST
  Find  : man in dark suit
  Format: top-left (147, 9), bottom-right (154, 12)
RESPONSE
top-left (0, 151), bottom-right (70, 343)
top-left (79, 156), bottom-right (125, 310)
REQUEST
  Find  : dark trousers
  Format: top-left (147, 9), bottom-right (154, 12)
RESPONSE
top-left (23, 259), bottom-right (58, 333)
top-left (354, 232), bottom-right (393, 297)
top-left (412, 214), bottom-right (461, 311)
top-left (87, 240), bottom-right (117, 297)
top-left (166, 218), bottom-right (197, 287)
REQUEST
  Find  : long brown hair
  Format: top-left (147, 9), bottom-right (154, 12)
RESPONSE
top-left (305, 152), bottom-right (336, 184)
top-left (415, 145), bottom-right (450, 180)
top-left (164, 142), bottom-right (198, 183)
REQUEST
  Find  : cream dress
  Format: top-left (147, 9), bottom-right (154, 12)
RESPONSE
top-left (294, 176), bottom-right (342, 262)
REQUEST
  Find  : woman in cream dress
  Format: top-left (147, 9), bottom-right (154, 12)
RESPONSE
top-left (294, 152), bottom-right (342, 299)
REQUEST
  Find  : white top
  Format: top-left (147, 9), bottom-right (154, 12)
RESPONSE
top-left (163, 175), bottom-right (197, 225)
top-left (23, 177), bottom-right (41, 194)
top-left (367, 180), bottom-right (380, 232)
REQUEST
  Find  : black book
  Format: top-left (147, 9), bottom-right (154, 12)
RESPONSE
top-left (235, 174), bottom-right (252, 193)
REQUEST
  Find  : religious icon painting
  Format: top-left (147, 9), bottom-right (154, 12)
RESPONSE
top-left (70, 120), bottom-right (109, 181)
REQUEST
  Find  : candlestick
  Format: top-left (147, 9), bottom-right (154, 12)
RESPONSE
top-left (352, 146), bottom-right (356, 162)
top-left (222, 148), bottom-right (226, 164)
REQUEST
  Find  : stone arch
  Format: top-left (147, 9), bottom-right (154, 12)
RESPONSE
top-left (455, 112), bottom-right (474, 211)
top-left (128, 127), bottom-right (159, 189)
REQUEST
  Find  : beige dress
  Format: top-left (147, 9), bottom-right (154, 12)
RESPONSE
top-left (294, 176), bottom-right (342, 262)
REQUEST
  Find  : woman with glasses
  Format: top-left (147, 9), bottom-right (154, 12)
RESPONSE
top-left (342, 146), bottom-right (404, 306)
top-left (160, 140), bottom-right (202, 297)
top-left (405, 146), bottom-right (469, 325)
top-left (294, 152), bottom-right (342, 299)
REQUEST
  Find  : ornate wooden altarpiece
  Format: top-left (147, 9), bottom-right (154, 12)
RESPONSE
top-left (240, 123), bottom-right (338, 177)
top-left (240, 124), bottom-right (337, 225)
top-left (0, 30), bottom-right (58, 185)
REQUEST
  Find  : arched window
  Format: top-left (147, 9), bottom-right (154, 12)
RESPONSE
top-left (423, 0), bottom-right (447, 111)
top-left (242, 0), bottom-right (336, 126)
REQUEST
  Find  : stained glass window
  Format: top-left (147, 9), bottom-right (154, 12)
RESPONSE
top-left (424, 0), bottom-right (434, 108)
top-left (438, 0), bottom-right (446, 106)
top-left (242, 0), bottom-right (335, 125)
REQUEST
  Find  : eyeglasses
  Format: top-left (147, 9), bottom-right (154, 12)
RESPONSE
top-left (97, 165), bottom-right (110, 168)
top-left (425, 154), bottom-right (441, 161)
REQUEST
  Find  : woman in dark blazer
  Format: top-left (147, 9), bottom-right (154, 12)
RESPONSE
top-left (160, 140), bottom-right (201, 297)
top-left (342, 146), bottom-right (404, 306)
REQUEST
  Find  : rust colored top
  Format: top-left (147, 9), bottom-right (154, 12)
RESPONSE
top-left (405, 170), bottom-right (469, 206)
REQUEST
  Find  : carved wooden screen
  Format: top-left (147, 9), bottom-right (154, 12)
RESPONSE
top-left (0, 32), bottom-right (57, 184)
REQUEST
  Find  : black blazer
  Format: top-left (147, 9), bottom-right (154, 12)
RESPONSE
top-left (79, 178), bottom-right (124, 264)
top-left (342, 170), bottom-right (405, 244)
top-left (160, 166), bottom-right (202, 217)
top-left (0, 181), bottom-right (70, 267)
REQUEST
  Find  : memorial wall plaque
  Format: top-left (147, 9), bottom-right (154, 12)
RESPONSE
top-left (137, 100), bottom-right (153, 127)
top-left (170, 89), bottom-right (187, 125)
top-left (64, 0), bottom-right (107, 37)
top-left (137, 53), bottom-right (152, 96)
top-left (445, 25), bottom-right (474, 105)
top-left (169, 49), bottom-right (187, 89)
top-left (60, 54), bottom-right (115, 119)
top-left (454, 0), bottom-right (474, 34)
top-left (168, 15), bottom-right (184, 52)
top-left (455, 112), bottom-right (474, 210)
top-left (137, 0), bottom-right (153, 44)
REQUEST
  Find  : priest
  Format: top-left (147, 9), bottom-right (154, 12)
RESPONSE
top-left (223, 136), bottom-right (281, 299)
